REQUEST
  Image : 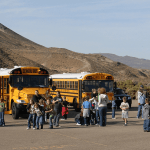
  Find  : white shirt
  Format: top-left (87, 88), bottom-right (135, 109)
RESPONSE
top-left (120, 102), bottom-right (129, 112)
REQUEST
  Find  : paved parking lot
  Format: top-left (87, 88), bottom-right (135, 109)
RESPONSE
top-left (0, 100), bottom-right (150, 150)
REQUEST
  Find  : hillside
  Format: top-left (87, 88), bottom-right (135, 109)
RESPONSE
top-left (0, 23), bottom-right (150, 82)
top-left (101, 53), bottom-right (150, 70)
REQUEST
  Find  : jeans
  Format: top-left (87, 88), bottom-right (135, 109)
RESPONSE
top-left (75, 118), bottom-right (81, 124)
top-left (143, 119), bottom-right (150, 131)
top-left (99, 107), bottom-right (107, 126)
top-left (0, 112), bottom-right (5, 126)
top-left (112, 107), bottom-right (115, 118)
top-left (49, 115), bottom-right (53, 127)
top-left (53, 113), bottom-right (60, 126)
top-left (137, 105), bottom-right (144, 118)
top-left (84, 117), bottom-right (87, 125)
top-left (95, 110), bottom-right (99, 124)
top-left (28, 114), bottom-right (35, 128)
top-left (36, 115), bottom-right (43, 129)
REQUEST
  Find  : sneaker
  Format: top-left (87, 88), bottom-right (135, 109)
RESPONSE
top-left (2, 124), bottom-right (5, 127)
top-left (84, 124), bottom-right (88, 126)
top-left (37, 128), bottom-right (39, 130)
top-left (76, 123), bottom-right (81, 125)
top-left (61, 119), bottom-right (65, 120)
top-left (33, 127), bottom-right (35, 130)
top-left (26, 127), bottom-right (30, 130)
top-left (144, 130), bottom-right (148, 132)
top-left (112, 118), bottom-right (116, 119)
top-left (56, 125), bottom-right (61, 127)
top-left (95, 124), bottom-right (99, 125)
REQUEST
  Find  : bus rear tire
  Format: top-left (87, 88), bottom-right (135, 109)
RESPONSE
top-left (12, 103), bottom-right (19, 119)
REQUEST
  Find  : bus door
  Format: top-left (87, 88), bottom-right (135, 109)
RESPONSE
top-left (79, 80), bottom-right (82, 108)
top-left (2, 77), bottom-right (9, 111)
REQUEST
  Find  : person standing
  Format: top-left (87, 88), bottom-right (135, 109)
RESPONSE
top-left (120, 97), bottom-right (129, 126)
top-left (82, 96), bottom-right (91, 126)
top-left (45, 99), bottom-right (54, 129)
top-left (137, 86), bottom-right (146, 119)
top-left (112, 96), bottom-right (116, 119)
top-left (53, 91), bottom-right (63, 127)
top-left (61, 96), bottom-right (69, 120)
top-left (32, 90), bottom-right (42, 103)
top-left (0, 99), bottom-right (5, 126)
top-left (143, 98), bottom-right (150, 132)
top-left (26, 99), bottom-right (36, 130)
top-left (98, 88), bottom-right (109, 127)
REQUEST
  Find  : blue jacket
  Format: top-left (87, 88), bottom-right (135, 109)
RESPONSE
top-left (82, 101), bottom-right (91, 109)
top-left (112, 100), bottom-right (116, 108)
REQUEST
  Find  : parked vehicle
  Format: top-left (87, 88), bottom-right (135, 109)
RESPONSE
top-left (114, 88), bottom-right (132, 108)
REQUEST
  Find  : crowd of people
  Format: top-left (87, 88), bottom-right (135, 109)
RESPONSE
top-left (0, 85), bottom-right (150, 132)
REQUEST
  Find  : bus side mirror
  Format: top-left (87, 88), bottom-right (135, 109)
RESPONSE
top-left (49, 78), bottom-right (52, 86)
top-left (52, 86), bottom-right (56, 91)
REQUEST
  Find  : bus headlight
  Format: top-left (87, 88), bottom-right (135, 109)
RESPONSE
top-left (16, 100), bottom-right (26, 103)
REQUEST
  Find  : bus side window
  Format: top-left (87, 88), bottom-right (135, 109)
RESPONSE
top-left (57, 81), bottom-right (60, 88)
top-left (65, 81), bottom-right (67, 88)
top-left (70, 81), bottom-right (73, 89)
top-left (67, 81), bottom-right (69, 89)
top-left (72, 81), bottom-right (74, 89)
top-left (60, 81), bottom-right (62, 88)
top-left (75, 81), bottom-right (78, 89)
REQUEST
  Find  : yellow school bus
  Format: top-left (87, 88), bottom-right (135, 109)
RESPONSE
top-left (50, 72), bottom-right (114, 111)
top-left (0, 66), bottom-right (51, 119)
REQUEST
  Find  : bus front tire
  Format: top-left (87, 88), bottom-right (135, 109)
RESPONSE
top-left (12, 103), bottom-right (19, 119)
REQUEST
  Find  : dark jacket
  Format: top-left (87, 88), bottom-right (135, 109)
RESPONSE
top-left (32, 94), bottom-right (42, 103)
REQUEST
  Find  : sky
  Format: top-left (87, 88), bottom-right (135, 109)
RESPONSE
top-left (0, 0), bottom-right (150, 59)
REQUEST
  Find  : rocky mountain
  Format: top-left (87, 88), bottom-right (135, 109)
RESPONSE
top-left (0, 23), bottom-right (150, 83)
top-left (101, 53), bottom-right (150, 70)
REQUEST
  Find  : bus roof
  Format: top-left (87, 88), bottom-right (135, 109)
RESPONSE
top-left (50, 72), bottom-right (91, 79)
top-left (50, 72), bottom-right (114, 80)
top-left (0, 66), bottom-right (23, 76)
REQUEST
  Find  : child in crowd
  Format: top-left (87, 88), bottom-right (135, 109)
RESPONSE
top-left (82, 96), bottom-right (91, 126)
top-left (0, 98), bottom-right (5, 126)
top-left (89, 95), bottom-right (98, 125)
top-left (120, 97), bottom-right (129, 126)
top-left (75, 110), bottom-right (84, 125)
top-left (34, 103), bottom-right (44, 129)
top-left (45, 99), bottom-right (54, 129)
top-left (39, 99), bottom-right (45, 124)
top-left (143, 98), bottom-right (150, 132)
top-left (61, 96), bottom-right (69, 120)
top-left (112, 96), bottom-right (116, 119)
top-left (26, 99), bottom-right (36, 130)
top-left (45, 97), bottom-right (52, 123)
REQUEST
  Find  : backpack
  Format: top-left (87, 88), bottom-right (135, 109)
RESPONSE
top-left (140, 94), bottom-right (146, 105)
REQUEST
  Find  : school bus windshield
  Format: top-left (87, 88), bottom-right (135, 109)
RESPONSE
top-left (10, 75), bottom-right (49, 88)
top-left (83, 80), bottom-right (114, 92)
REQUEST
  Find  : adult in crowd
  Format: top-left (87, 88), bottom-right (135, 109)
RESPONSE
top-left (82, 96), bottom-right (91, 126)
top-left (53, 91), bottom-right (63, 127)
top-left (32, 90), bottom-right (42, 103)
top-left (137, 85), bottom-right (146, 119)
top-left (98, 88), bottom-right (109, 127)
